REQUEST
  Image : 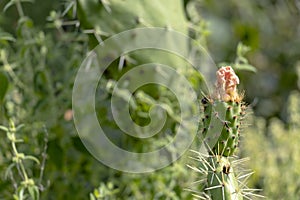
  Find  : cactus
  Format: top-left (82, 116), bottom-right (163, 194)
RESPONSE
top-left (189, 66), bottom-right (263, 200)
top-left (76, 0), bottom-right (189, 42)
top-left (75, 0), bottom-right (208, 84)
top-left (76, 0), bottom-right (203, 99)
top-left (76, 0), bottom-right (190, 69)
top-left (202, 66), bottom-right (244, 156)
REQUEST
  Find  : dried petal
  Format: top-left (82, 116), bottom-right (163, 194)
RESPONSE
top-left (214, 66), bottom-right (241, 102)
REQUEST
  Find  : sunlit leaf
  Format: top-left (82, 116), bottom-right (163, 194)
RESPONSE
top-left (0, 32), bottom-right (16, 42)
top-left (0, 125), bottom-right (8, 132)
top-left (233, 63), bottom-right (257, 73)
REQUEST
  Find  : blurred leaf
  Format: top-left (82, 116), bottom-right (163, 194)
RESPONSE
top-left (28, 186), bottom-right (39, 200)
top-left (0, 31), bottom-right (16, 42)
top-left (218, 62), bottom-right (231, 67)
top-left (233, 63), bottom-right (257, 73)
top-left (24, 155), bottom-right (40, 165)
top-left (48, 139), bottom-right (64, 169)
top-left (17, 17), bottom-right (34, 29)
top-left (236, 56), bottom-right (249, 64)
top-left (4, 0), bottom-right (35, 12)
top-left (0, 125), bottom-right (8, 132)
top-left (4, 163), bottom-right (15, 180)
top-left (0, 72), bottom-right (9, 103)
top-left (3, 1), bottom-right (15, 13)
top-left (237, 42), bottom-right (251, 57)
top-left (18, 188), bottom-right (24, 200)
top-left (16, 124), bottom-right (25, 132)
top-left (34, 71), bottom-right (48, 96)
top-left (89, 194), bottom-right (96, 200)
top-left (20, 0), bottom-right (34, 3)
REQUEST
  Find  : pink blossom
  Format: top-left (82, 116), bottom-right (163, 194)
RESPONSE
top-left (214, 66), bottom-right (240, 102)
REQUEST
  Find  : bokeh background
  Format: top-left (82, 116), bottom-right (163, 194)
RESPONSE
top-left (0, 0), bottom-right (299, 199)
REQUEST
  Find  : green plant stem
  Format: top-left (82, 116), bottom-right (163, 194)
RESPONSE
top-left (15, 0), bottom-right (25, 18)
top-left (19, 162), bottom-right (29, 181)
top-left (9, 132), bottom-right (29, 182)
top-left (1, 52), bottom-right (26, 90)
top-left (6, 121), bottom-right (29, 185)
top-left (38, 126), bottom-right (49, 190)
top-left (11, 141), bottom-right (18, 155)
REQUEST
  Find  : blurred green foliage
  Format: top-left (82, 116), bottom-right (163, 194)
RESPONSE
top-left (242, 90), bottom-right (300, 200)
top-left (192, 0), bottom-right (300, 120)
top-left (0, 0), bottom-right (299, 199)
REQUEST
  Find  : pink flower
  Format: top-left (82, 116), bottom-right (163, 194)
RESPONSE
top-left (214, 66), bottom-right (241, 102)
top-left (64, 109), bottom-right (73, 121)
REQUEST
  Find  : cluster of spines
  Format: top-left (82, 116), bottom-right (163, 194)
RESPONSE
top-left (187, 150), bottom-right (264, 200)
top-left (206, 155), bottom-right (243, 200)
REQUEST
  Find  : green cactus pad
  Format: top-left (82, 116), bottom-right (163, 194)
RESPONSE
top-left (77, 0), bottom-right (189, 48)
